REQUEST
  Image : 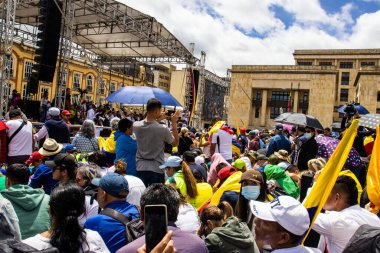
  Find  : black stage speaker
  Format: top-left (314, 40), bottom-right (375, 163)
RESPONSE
top-left (28, 0), bottom-right (62, 94)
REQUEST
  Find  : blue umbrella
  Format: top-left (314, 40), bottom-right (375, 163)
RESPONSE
top-left (338, 104), bottom-right (369, 115)
top-left (106, 86), bottom-right (182, 107)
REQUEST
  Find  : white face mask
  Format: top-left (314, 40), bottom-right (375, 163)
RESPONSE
top-left (304, 132), bottom-right (312, 139)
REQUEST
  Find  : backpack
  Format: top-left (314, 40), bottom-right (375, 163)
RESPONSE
top-left (100, 208), bottom-right (144, 243)
top-left (0, 239), bottom-right (58, 253)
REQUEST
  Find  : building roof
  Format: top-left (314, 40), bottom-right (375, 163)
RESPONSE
top-left (10, 0), bottom-right (197, 64)
top-left (293, 49), bottom-right (380, 56)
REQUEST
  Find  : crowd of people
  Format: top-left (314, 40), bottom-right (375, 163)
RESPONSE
top-left (0, 97), bottom-right (379, 253)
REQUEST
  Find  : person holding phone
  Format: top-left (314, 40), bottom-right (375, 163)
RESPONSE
top-left (116, 184), bottom-right (208, 253)
top-left (133, 98), bottom-right (180, 186)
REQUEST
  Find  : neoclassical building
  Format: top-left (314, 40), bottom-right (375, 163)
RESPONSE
top-left (229, 49), bottom-right (380, 129)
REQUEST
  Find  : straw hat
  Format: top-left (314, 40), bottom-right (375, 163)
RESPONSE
top-left (39, 138), bottom-right (63, 157)
top-left (274, 150), bottom-right (289, 161)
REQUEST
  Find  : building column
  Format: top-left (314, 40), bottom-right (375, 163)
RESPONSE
top-left (260, 90), bottom-right (268, 127)
top-left (293, 90), bottom-right (299, 112)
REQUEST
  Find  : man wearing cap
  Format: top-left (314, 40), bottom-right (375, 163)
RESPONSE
top-left (25, 151), bottom-right (44, 173)
top-left (266, 124), bottom-right (291, 157)
top-left (6, 109), bottom-right (33, 165)
top-left (183, 151), bottom-right (207, 182)
top-left (29, 138), bottom-right (62, 194)
top-left (84, 173), bottom-right (139, 253)
top-left (232, 158), bottom-right (247, 172)
top-left (253, 155), bottom-right (268, 171)
top-left (251, 196), bottom-right (321, 252)
top-left (46, 153), bottom-right (77, 185)
top-left (34, 107), bottom-right (70, 145)
top-left (61, 110), bottom-right (72, 126)
top-left (247, 130), bottom-right (260, 151)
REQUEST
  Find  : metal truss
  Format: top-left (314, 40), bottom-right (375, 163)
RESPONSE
top-left (184, 43), bottom-right (195, 115)
top-left (55, 0), bottom-right (75, 109)
top-left (0, 0), bottom-right (17, 118)
top-left (192, 51), bottom-right (206, 130)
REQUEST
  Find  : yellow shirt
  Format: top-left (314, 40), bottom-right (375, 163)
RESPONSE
top-left (101, 131), bottom-right (116, 154)
top-left (188, 182), bottom-right (213, 209)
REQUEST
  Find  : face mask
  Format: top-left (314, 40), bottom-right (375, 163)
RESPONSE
top-left (241, 185), bottom-right (261, 200)
top-left (304, 133), bottom-right (312, 139)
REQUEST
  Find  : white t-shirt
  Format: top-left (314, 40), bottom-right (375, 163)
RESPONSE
top-left (175, 203), bottom-right (200, 234)
top-left (124, 175), bottom-right (146, 207)
top-left (78, 196), bottom-right (99, 226)
top-left (211, 130), bottom-right (232, 161)
top-left (6, 119), bottom-right (33, 156)
top-left (272, 245), bottom-right (321, 253)
top-left (22, 229), bottom-right (109, 252)
top-left (240, 156), bottom-right (252, 170)
top-left (313, 205), bottom-right (380, 253)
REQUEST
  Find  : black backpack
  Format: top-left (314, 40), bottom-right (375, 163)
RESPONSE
top-left (0, 239), bottom-right (58, 253)
top-left (100, 208), bottom-right (144, 243)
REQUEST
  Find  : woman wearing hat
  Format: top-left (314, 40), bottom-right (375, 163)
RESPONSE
top-left (275, 150), bottom-right (291, 170)
top-left (29, 138), bottom-right (63, 194)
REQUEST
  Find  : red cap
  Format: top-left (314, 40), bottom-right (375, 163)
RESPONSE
top-left (25, 151), bottom-right (44, 164)
top-left (61, 110), bottom-right (70, 116)
top-left (240, 128), bottom-right (246, 134)
top-left (217, 166), bottom-right (237, 181)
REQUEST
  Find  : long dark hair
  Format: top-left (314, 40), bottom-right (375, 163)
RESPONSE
top-left (235, 170), bottom-right (267, 225)
top-left (49, 183), bottom-right (87, 253)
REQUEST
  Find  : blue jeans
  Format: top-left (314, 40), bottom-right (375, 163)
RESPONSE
top-left (137, 171), bottom-right (165, 187)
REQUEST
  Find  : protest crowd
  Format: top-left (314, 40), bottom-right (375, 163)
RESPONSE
top-left (0, 97), bottom-right (379, 253)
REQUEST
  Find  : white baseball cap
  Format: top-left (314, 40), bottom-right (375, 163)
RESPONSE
top-left (249, 195), bottom-right (310, 236)
top-left (48, 107), bottom-right (60, 117)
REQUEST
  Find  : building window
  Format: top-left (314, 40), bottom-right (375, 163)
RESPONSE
top-left (340, 89), bottom-right (349, 102)
top-left (24, 61), bottom-right (33, 79)
top-left (256, 91), bottom-right (262, 101)
top-left (377, 108), bottom-right (380, 114)
top-left (272, 91), bottom-right (290, 101)
top-left (22, 84), bottom-right (33, 99)
top-left (319, 61), bottom-right (332, 66)
top-left (339, 62), bottom-right (353, 69)
top-left (377, 91), bottom-right (380, 102)
top-left (361, 61), bottom-right (375, 67)
top-left (270, 107), bottom-right (288, 119)
top-left (297, 61), bottom-right (313, 66)
top-left (110, 82), bottom-right (116, 94)
top-left (100, 81), bottom-right (105, 95)
top-left (40, 88), bottom-right (49, 99)
top-left (59, 71), bottom-right (67, 87)
top-left (303, 92), bottom-right (309, 102)
top-left (255, 107), bottom-right (260, 118)
top-left (71, 93), bottom-right (80, 105)
top-left (6, 56), bottom-right (14, 77)
top-left (73, 73), bottom-right (81, 90)
top-left (86, 75), bottom-right (93, 92)
top-left (341, 72), bottom-right (350, 85)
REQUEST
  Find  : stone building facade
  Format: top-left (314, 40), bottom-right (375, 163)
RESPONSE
top-left (229, 49), bottom-right (380, 129)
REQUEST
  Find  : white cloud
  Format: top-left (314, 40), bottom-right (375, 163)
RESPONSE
top-left (119, 0), bottom-right (380, 75)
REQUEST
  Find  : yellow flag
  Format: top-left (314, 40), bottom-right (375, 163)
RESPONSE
top-left (208, 121), bottom-right (225, 135)
top-left (367, 125), bottom-right (380, 214)
top-left (235, 119), bottom-right (240, 136)
top-left (302, 119), bottom-right (359, 243)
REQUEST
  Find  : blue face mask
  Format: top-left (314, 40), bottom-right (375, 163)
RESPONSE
top-left (241, 185), bottom-right (261, 200)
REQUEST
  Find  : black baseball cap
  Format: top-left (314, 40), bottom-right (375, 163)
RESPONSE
top-left (46, 153), bottom-right (77, 172)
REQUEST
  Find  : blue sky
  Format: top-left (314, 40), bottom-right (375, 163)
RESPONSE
top-left (122, 0), bottom-right (380, 75)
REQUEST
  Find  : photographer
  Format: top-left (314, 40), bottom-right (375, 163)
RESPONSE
top-left (340, 102), bottom-right (373, 158)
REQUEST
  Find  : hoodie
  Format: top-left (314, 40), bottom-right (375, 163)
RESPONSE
top-left (114, 130), bottom-right (137, 176)
top-left (1, 184), bottom-right (50, 239)
top-left (205, 216), bottom-right (259, 253)
top-left (264, 164), bottom-right (300, 198)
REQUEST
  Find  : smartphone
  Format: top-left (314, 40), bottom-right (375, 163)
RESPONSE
top-left (144, 204), bottom-right (168, 253)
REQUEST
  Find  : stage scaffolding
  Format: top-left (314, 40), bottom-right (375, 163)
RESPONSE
top-left (0, 0), bottom-right (197, 114)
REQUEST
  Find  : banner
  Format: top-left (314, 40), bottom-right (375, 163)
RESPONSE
top-left (302, 119), bottom-right (359, 243)
top-left (367, 125), bottom-right (380, 215)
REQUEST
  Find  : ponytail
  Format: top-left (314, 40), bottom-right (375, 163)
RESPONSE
top-left (49, 184), bottom-right (88, 253)
top-left (181, 162), bottom-right (198, 199)
top-left (217, 201), bottom-right (233, 220)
